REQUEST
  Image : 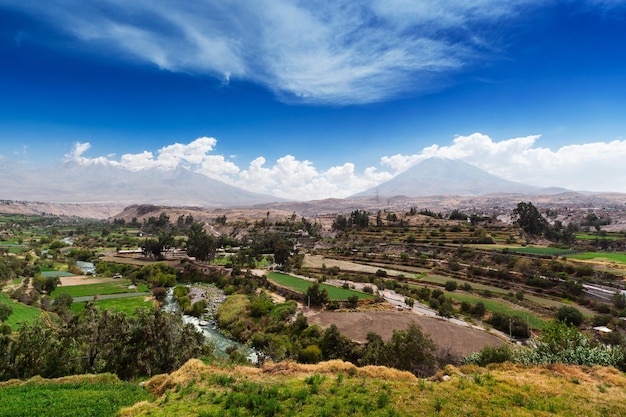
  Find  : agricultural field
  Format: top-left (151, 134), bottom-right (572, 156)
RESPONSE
top-left (441, 290), bottom-right (546, 329)
top-left (267, 272), bottom-right (375, 300)
top-left (0, 374), bottom-right (154, 417)
top-left (0, 293), bottom-right (42, 328)
top-left (576, 233), bottom-right (625, 241)
top-left (51, 280), bottom-right (149, 299)
top-left (70, 296), bottom-right (155, 316)
top-left (569, 252), bottom-right (626, 264)
top-left (505, 246), bottom-right (576, 256)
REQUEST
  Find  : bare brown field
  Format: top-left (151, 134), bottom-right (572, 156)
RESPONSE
top-left (59, 276), bottom-right (117, 286)
top-left (307, 310), bottom-right (505, 357)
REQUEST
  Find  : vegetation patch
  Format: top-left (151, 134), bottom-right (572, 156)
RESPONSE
top-left (71, 296), bottom-right (154, 316)
top-left (569, 252), bottom-right (626, 264)
top-left (114, 359), bottom-right (626, 417)
top-left (267, 272), bottom-right (374, 300)
top-left (506, 246), bottom-right (576, 256)
top-left (52, 281), bottom-right (149, 298)
top-left (0, 293), bottom-right (42, 328)
top-left (0, 374), bottom-right (154, 417)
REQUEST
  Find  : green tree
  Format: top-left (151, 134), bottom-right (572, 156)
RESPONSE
top-left (186, 223), bottom-right (215, 262)
top-left (52, 292), bottom-right (73, 312)
top-left (0, 303), bottom-right (13, 322)
top-left (305, 283), bottom-right (328, 307)
top-left (381, 323), bottom-right (437, 377)
top-left (556, 306), bottom-right (584, 327)
top-left (32, 276), bottom-right (61, 294)
top-left (512, 201), bottom-right (549, 236)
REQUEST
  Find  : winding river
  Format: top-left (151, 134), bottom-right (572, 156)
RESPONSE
top-left (164, 286), bottom-right (258, 363)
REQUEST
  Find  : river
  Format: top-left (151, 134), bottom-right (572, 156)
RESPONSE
top-left (163, 285), bottom-right (258, 363)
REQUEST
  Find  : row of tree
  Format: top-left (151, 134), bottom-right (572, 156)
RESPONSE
top-left (0, 304), bottom-right (210, 381)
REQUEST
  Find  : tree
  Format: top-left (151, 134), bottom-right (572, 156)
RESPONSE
top-left (347, 295), bottom-right (359, 309)
top-left (512, 202), bottom-right (549, 236)
top-left (444, 280), bottom-right (458, 292)
top-left (556, 306), bottom-right (584, 327)
top-left (186, 223), bottom-right (215, 262)
top-left (381, 323), bottom-right (437, 377)
top-left (32, 276), bottom-right (61, 294)
top-left (273, 238), bottom-right (291, 266)
top-left (52, 292), bottom-right (73, 312)
top-left (0, 302), bottom-right (13, 322)
top-left (319, 324), bottom-right (353, 361)
top-left (305, 283), bottom-right (328, 307)
top-left (331, 214), bottom-right (348, 231)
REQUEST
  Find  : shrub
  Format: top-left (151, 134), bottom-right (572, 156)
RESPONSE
top-left (463, 345), bottom-right (512, 366)
top-left (556, 306), bottom-right (584, 327)
top-left (444, 280), bottom-right (458, 292)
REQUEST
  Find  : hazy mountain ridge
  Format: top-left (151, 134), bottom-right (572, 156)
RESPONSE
top-left (354, 157), bottom-right (566, 198)
top-left (0, 161), bottom-right (281, 208)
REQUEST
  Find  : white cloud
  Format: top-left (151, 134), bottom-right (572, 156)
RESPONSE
top-left (2, 0), bottom-right (587, 105)
top-left (63, 134), bottom-right (626, 199)
top-left (380, 133), bottom-right (626, 193)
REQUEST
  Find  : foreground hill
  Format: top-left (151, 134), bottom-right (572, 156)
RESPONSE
top-left (3, 359), bottom-right (623, 417)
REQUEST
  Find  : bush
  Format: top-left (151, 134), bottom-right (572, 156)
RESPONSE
top-left (464, 345), bottom-right (512, 366)
top-left (299, 345), bottom-right (322, 364)
top-left (0, 303), bottom-right (13, 322)
top-left (444, 280), bottom-right (458, 292)
top-left (472, 302), bottom-right (486, 318)
top-left (556, 306), bottom-right (584, 327)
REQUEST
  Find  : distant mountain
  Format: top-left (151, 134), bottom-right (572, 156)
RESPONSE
top-left (0, 161), bottom-right (282, 207)
top-left (354, 157), bottom-right (565, 197)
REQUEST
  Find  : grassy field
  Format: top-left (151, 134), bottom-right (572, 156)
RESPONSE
top-left (101, 359), bottom-right (626, 417)
top-left (442, 290), bottom-right (546, 329)
top-left (267, 272), bottom-right (375, 300)
top-left (576, 233), bottom-right (625, 241)
top-left (71, 296), bottom-right (155, 316)
top-left (416, 273), bottom-right (593, 315)
top-left (505, 246), bottom-right (576, 256)
top-left (569, 252), bottom-right (626, 264)
top-left (52, 281), bottom-right (149, 298)
top-left (0, 374), bottom-right (154, 417)
top-left (0, 293), bottom-right (42, 328)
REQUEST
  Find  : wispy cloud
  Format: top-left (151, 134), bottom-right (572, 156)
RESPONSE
top-left (64, 134), bottom-right (626, 200)
top-left (5, 0), bottom-right (608, 105)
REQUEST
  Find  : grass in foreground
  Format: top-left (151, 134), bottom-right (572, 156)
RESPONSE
top-left (116, 359), bottom-right (626, 417)
top-left (0, 374), bottom-right (154, 417)
top-left (267, 272), bottom-right (374, 300)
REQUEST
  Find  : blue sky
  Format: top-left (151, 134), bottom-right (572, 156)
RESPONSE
top-left (1, 0), bottom-right (625, 200)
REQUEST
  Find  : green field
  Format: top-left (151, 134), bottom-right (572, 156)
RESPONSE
top-left (442, 290), bottom-right (546, 329)
top-left (569, 252), bottom-right (626, 264)
top-left (0, 293), bottom-right (42, 328)
top-left (0, 375), bottom-right (154, 417)
top-left (267, 272), bottom-right (374, 300)
top-left (71, 296), bottom-right (155, 316)
top-left (52, 280), bottom-right (149, 298)
top-left (576, 233), bottom-right (624, 241)
top-left (506, 246), bottom-right (575, 256)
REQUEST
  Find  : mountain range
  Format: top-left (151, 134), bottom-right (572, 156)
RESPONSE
top-left (0, 160), bottom-right (279, 207)
top-left (354, 158), bottom-right (566, 197)
top-left (1, 157), bottom-right (567, 207)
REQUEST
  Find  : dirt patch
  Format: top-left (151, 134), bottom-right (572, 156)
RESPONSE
top-left (308, 310), bottom-right (504, 357)
top-left (58, 276), bottom-right (118, 286)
